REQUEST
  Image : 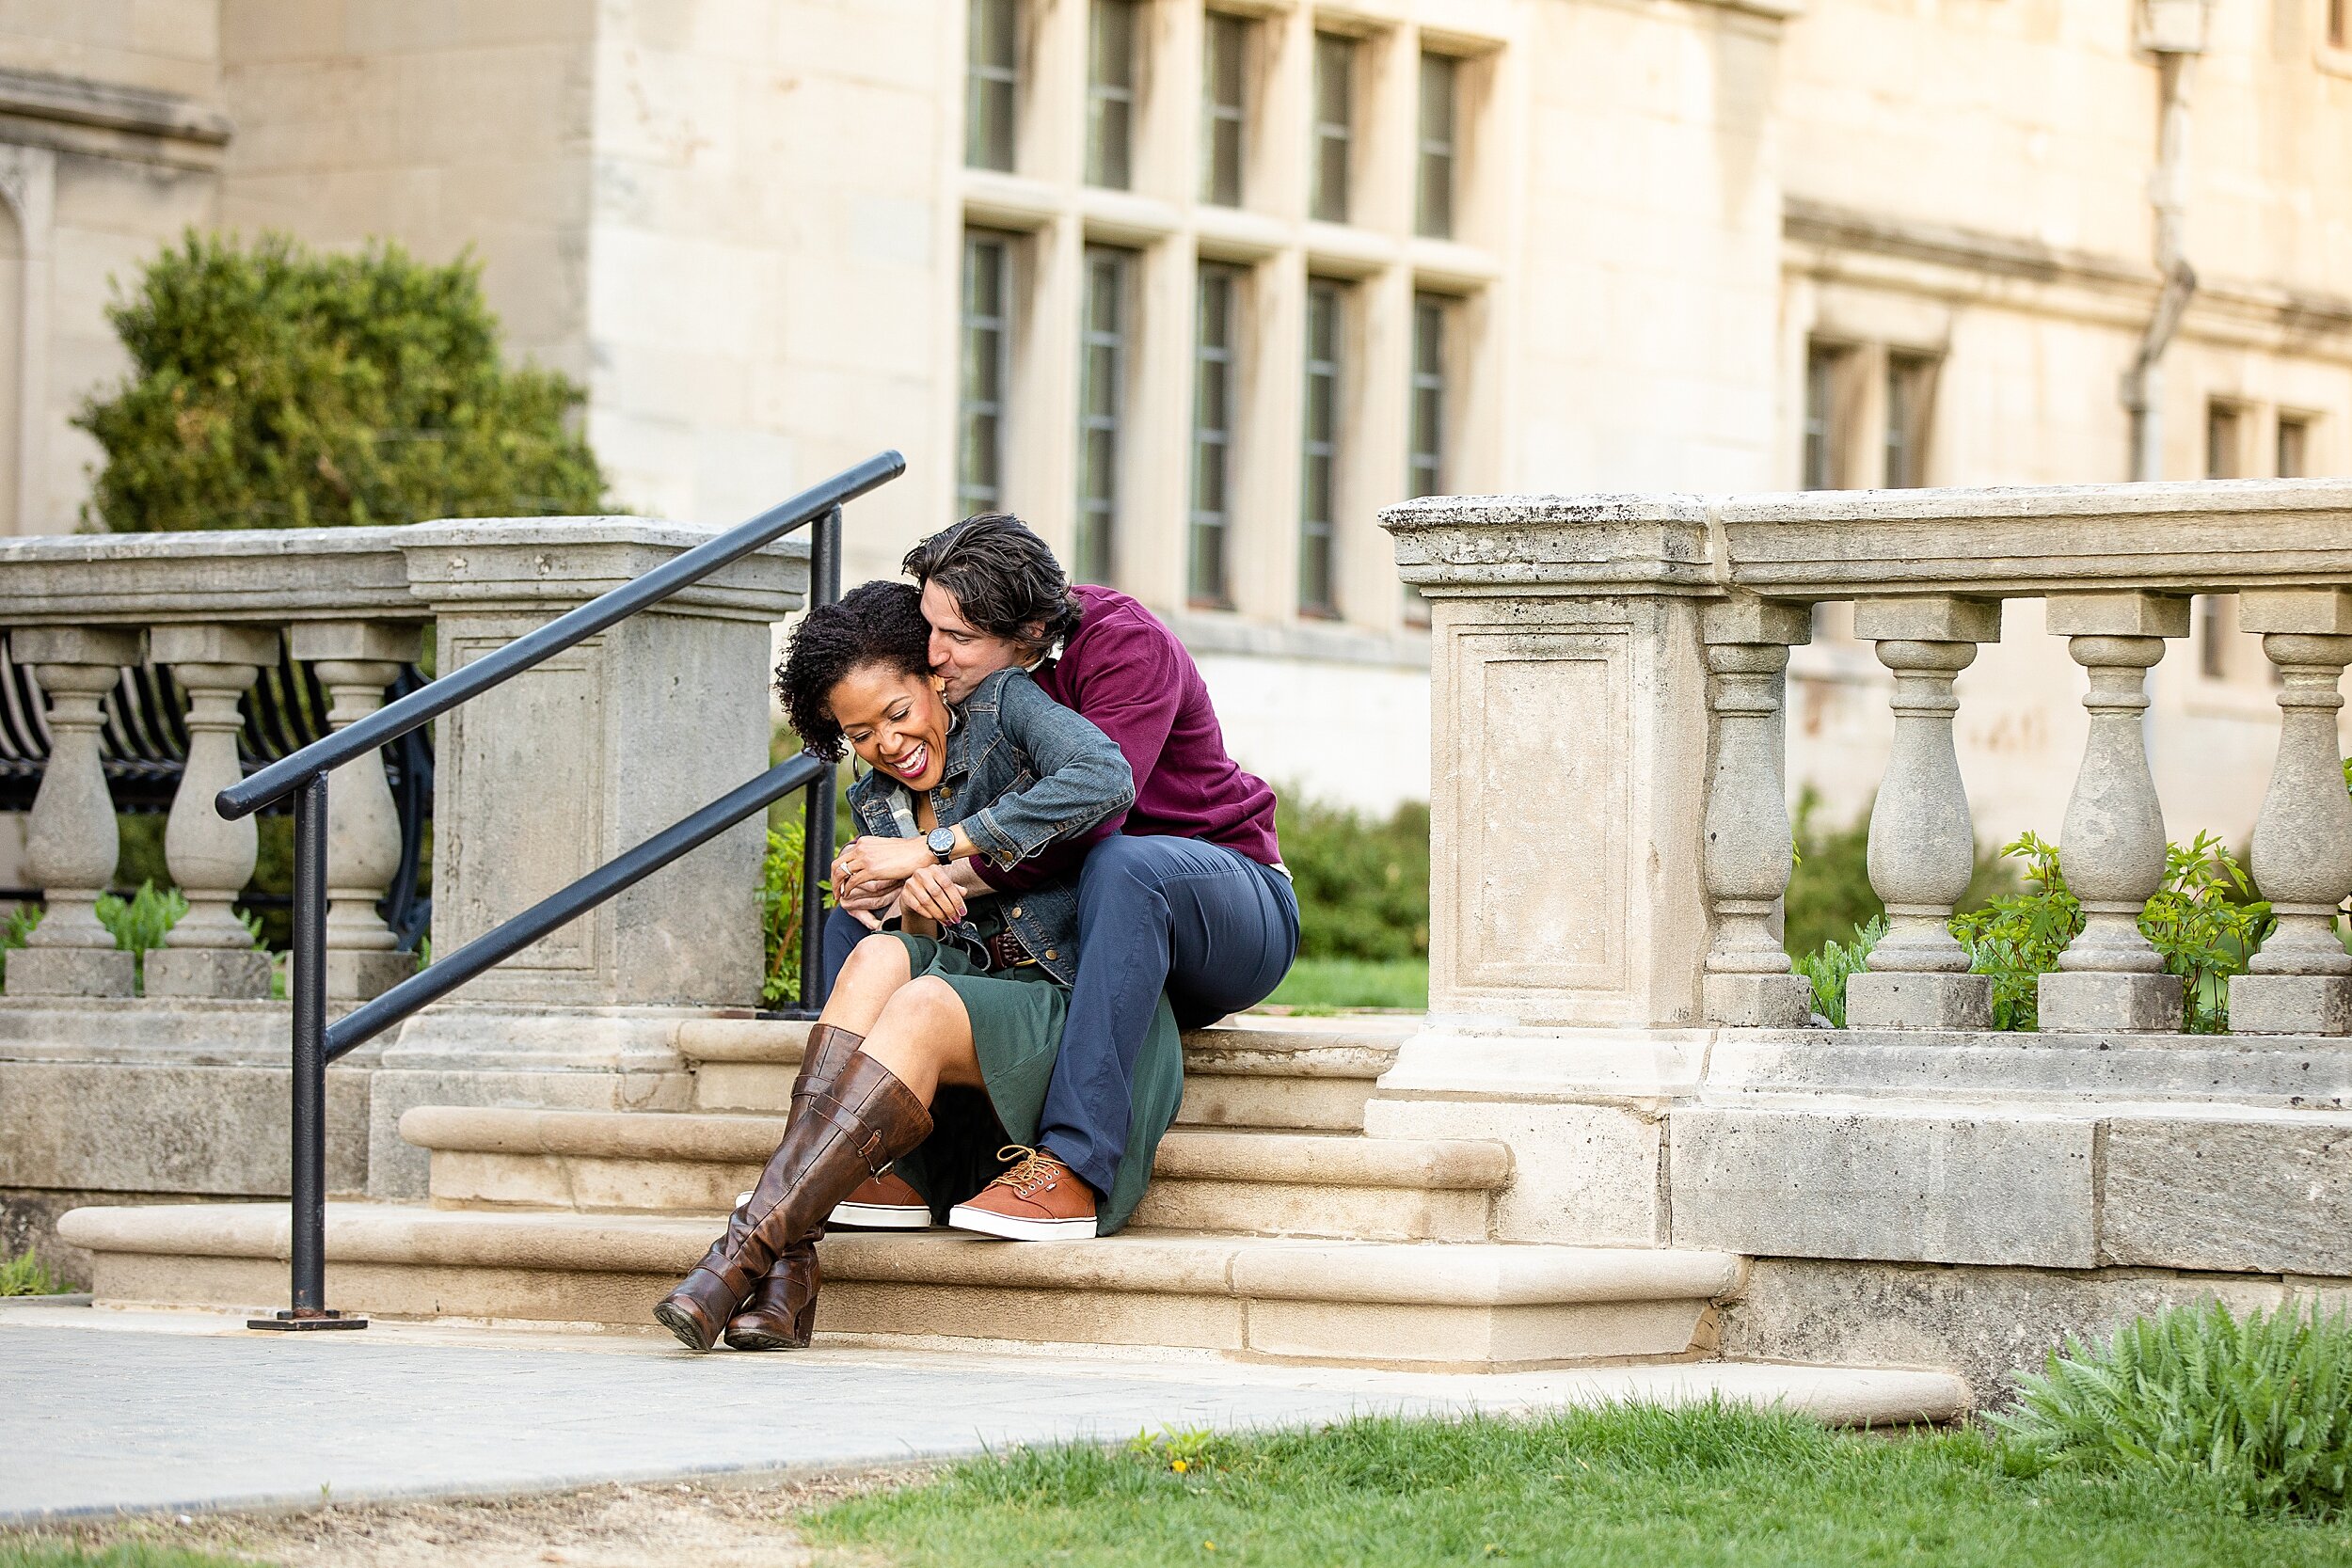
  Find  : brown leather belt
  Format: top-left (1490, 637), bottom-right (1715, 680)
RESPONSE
top-left (982, 930), bottom-right (1039, 971)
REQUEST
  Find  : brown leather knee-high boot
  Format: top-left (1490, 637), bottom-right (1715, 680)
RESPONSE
top-left (723, 1022), bottom-right (866, 1351)
top-left (654, 1051), bottom-right (931, 1353)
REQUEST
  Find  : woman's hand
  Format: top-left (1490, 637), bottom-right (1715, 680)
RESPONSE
top-left (838, 833), bottom-right (936, 892)
top-left (897, 863), bottom-right (969, 926)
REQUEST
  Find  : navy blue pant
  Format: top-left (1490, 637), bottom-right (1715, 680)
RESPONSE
top-left (819, 836), bottom-right (1299, 1197)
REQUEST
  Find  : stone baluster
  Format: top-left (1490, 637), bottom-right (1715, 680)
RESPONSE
top-left (289, 622), bottom-right (420, 1002)
top-left (145, 626), bottom-right (280, 999)
top-left (2231, 588), bottom-right (2352, 1035)
top-left (7, 627), bottom-right (141, 997)
top-left (2038, 593), bottom-right (2191, 1032)
top-left (1701, 600), bottom-right (1814, 1026)
top-left (1846, 596), bottom-right (2002, 1030)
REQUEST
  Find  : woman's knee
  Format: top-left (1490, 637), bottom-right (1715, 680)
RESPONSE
top-left (840, 933), bottom-right (912, 990)
top-left (879, 974), bottom-right (962, 1034)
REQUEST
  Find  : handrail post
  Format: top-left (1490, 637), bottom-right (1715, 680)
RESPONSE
top-left (795, 505), bottom-right (843, 1017)
top-left (250, 771), bottom-right (367, 1332)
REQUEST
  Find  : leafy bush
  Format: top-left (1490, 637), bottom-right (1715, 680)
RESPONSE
top-left (1791, 915), bottom-right (1884, 1028)
top-left (75, 230), bottom-right (606, 531)
top-left (1279, 795), bottom-right (1429, 962)
top-left (760, 820), bottom-right (808, 1008)
top-left (1992, 1300), bottom-right (2352, 1519)
top-left (1947, 832), bottom-right (2269, 1033)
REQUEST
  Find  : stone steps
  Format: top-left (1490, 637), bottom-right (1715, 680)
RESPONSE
top-left (679, 1017), bottom-right (1405, 1132)
top-left (399, 1106), bottom-right (1513, 1242)
top-left (58, 1201), bottom-right (1750, 1371)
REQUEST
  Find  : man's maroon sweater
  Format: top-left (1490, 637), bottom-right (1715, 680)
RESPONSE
top-left (973, 585), bottom-right (1280, 893)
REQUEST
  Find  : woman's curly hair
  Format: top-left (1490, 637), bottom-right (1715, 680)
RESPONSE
top-left (777, 578), bottom-right (934, 760)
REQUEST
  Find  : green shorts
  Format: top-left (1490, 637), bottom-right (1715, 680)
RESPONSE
top-left (883, 931), bottom-right (1181, 1236)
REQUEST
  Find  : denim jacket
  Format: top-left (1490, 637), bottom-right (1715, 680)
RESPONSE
top-left (845, 666), bottom-right (1133, 984)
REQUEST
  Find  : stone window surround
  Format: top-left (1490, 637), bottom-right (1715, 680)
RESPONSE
top-left (946, 0), bottom-right (1503, 641)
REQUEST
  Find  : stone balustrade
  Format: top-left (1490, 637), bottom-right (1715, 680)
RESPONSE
top-left (0, 519), bottom-right (806, 1015)
top-left (1385, 478), bottom-right (2352, 1041)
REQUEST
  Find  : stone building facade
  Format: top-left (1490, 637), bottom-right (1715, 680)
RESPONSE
top-left (0, 0), bottom-right (2346, 829)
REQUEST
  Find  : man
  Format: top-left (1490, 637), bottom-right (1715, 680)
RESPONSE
top-left (824, 512), bottom-right (1298, 1236)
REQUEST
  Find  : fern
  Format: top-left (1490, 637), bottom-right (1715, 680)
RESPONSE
top-left (1790, 915), bottom-right (1884, 1028)
top-left (1991, 1300), bottom-right (2352, 1518)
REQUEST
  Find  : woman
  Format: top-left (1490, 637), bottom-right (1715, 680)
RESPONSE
top-left (654, 580), bottom-right (1184, 1354)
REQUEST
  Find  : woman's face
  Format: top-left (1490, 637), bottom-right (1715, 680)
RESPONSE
top-left (829, 662), bottom-right (950, 791)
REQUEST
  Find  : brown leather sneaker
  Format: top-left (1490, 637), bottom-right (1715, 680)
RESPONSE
top-left (831, 1168), bottom-right (932, 1229)
top-left (947, 1146), bottom-right (1098, 1242)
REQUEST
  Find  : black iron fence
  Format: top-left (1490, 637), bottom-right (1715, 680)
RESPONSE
top-left (214, 451), bottom-right (902, 1329)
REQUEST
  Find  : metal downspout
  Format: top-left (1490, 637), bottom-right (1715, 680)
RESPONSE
top-left (2122, 3), bottom-right (2211, 481)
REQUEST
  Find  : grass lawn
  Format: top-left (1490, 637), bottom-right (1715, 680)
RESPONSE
top-left (0, 1547), bottom-right (255, 1568)
top-left (805, 1404), bottom-right (2352, 1568)
top-left (1263, 957), bottom-right (1427, 1012)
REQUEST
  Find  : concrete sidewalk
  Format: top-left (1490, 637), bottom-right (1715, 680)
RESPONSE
top-left (1, 1298), bottom-right (1968, 1524)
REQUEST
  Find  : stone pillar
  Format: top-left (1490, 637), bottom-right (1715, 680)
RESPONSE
top-left (1700, 600), bottom-right (1814, 1027)
top-left (2231, 588), bottom-right (2352, 1035)
top-left (2038, 593), bottom-right (2190, 1033)
top-left (399, 520), bottom-right (804, 1011)
top-left (142, 625), bottom-right (278, 999)
top-left (289, 621), bottom-right (421, 1003)
top-left (8, 627), bottom-right (140, 997)
top-left (1846, 595), bottom-right (2002, 1030)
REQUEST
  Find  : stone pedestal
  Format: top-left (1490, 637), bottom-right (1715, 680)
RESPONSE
top-left (288, 621), bottom-right (423, 1003)
top-left (9, 628), bottom-right (140, 998)
top-left (1845, 596), bottom-right (2001, 1031)
top-left (401, 519), bottom-right (807, 1010)
top-left (2037, 592), bottom-right (2189, 1033)
top-left (146, 624), bottom-right (278, 1000)
top-left (2233, 589), bottom-right (2352, 1035)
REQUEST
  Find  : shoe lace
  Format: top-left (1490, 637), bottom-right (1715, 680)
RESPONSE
top-left (989, 1144), bottom-right (1065, 1198)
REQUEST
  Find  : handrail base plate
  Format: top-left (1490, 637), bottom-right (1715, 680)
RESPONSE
top-left (247, 1308), bottom-right (371, 1332)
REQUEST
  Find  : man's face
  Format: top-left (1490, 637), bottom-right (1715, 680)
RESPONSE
top-left (921, 579), bottom-right (1025, 705)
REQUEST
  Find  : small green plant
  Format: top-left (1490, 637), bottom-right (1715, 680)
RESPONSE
top-left (1124, 1424), bottom-right (1238, 1476)
top-left (1947, 832), bottom-right (2269, 1033)
top-left (0, 901), bottom-right (40, 984)
top-left (0, 1247), bottom-right (75, 1295)
top-left (1790, 915), bottom-right (1884, 1028)
top-left (760, 820), bottom-right (809, 1008)
top-left (1991, 1300), bottom-right (2352, 1519)
top-left (96, 880), bottom-right (189, 958)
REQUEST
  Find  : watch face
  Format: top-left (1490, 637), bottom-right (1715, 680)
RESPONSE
top-left (928, 827), bottom-right (957, 856)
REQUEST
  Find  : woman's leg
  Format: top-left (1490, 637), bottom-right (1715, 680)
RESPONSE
top-left (856, 975), bottom-right (984, 1103)
top-left (819, 933), bottom-right (914, 1035)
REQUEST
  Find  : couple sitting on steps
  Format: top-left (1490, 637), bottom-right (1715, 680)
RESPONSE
top-left (654, 513), bottom-right (1299, 1353)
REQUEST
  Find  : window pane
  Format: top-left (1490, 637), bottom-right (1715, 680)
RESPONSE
top-left (1076, 246), bottom-right (1130, 585)
top-left (1202, 13), bottom-right (1246, 206)
top-left (1883, 353), bottom-right (1934, 488)
top-left (966, 0), bottom-right (1018, 170)
top-left (2207, 403), bottom-right (2242, 480)
top-left (958, 233), bottom-right (1011, 516)
top-left (1300, 280), bottom-right (1342, 614)
top-left (1190, 266), bottom-right (1239, 607)
top-left (1416, 55), bottom-right (1456, 239)
top-left (1087, 0), bottom-right (1136, 189)
top-left (1311, 34), bottom-right (1353, 223)
top-left (2279, 417), bottom-right (2311, 479)
top-left (1803, 343), bottom-right (1839, 489)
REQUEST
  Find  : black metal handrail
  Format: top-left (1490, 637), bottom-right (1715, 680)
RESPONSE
top-left (227, 450), bottom-right (902, 1330)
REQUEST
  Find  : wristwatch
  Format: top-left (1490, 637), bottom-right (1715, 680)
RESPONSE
top-left (926, 826), bottom-right (958, 864)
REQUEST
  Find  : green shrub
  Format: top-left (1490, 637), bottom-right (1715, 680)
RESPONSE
top-left (1991, 1300), bottom-right (2352, 1519)
top-left (759, 820), bottom-right (808, 1008)
top-left (1278, 795), bottom-right (1429, 962)
top-left (1947, 832), bottom-right (2269, 1033)
top-left (1784, 789), bottom-right (1881, 960)
top-left (1791, 915), bottom-right (1883, 1028)
top-left (75, 230), bottom-right (606, 531)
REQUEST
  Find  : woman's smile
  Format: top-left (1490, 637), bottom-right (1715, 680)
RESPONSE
top-left (882, 741), bottom-right (931, 782)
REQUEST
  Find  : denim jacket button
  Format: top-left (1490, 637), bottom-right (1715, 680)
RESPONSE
top-left (1009, 906), bottom-right (1023, 918)
top-left (1044, 949), bottom-right (1057, 960)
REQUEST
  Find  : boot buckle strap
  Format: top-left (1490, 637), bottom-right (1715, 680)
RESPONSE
top-left (806, 1089), bottom-right (898, 1177)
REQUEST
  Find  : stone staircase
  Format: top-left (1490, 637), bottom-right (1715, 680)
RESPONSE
top-left (57, 1019), bottom-right (1941, 1398)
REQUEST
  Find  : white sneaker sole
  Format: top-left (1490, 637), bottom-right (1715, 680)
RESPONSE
top-left (829, 1201), bottom-right (933, 1230)
top-left (946, 1204), bottom-right (1099, 1243)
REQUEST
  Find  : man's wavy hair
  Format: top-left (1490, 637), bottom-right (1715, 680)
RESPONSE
top-left (776, 578), bottom-right (933, 761)
top-left (901, 512), bottom-right (1084, 657)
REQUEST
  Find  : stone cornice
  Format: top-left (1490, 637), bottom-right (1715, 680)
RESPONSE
top-left (0, 519), bottom-right (808, 627)
top-left (0, 67), bottom-right (231, 169)
top-left (1384, 477), bottom-right (2352, 599)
